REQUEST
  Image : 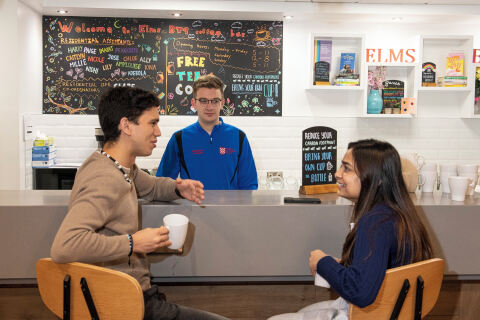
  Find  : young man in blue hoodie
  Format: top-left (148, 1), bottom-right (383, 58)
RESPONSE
top-left (156, 75), bottom-right (258, 190)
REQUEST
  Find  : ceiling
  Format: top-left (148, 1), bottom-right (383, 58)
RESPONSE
top-left (20, 0), bottom-right (480, 11)
top-left (168, 0), bottom-right (480, 3)
top-left (181, 0), bottom-right (480, 3)
top-left (19, 0), bottom-right (480, 21)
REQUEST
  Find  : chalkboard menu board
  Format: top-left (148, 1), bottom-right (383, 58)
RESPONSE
top-left (302, 126), bottom-right (337, 187)
top-left (43, 16), bottom-right (283, 116)
top-left (382, 80), bottom-right (404, 109)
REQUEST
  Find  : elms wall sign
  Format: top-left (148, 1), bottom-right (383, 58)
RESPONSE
top-left (367, 48), bottom-right (480, 64)
top-left (365, 48), bottom-right (416, 63)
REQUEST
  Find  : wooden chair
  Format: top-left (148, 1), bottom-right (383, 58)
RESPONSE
top-left (36, 258), bottom-right (144, 320)
top-left (349, 258), bottom-right (445, 320)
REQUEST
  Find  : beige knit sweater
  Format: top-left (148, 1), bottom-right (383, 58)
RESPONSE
top-left (51, 151), bottom-right (179, 290)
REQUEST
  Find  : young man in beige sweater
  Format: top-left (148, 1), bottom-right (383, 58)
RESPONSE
top-left (51, 87), bottom-right (229, 320)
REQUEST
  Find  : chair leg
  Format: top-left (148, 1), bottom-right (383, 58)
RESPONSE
top-left (80, 277), bottom-right (100, 320)
top-left (63, 275), bottom-right (70, 320)
top-left (414, 276), bottom-right (424, 320)
top-left (390, 279), bottom-right (410, 320)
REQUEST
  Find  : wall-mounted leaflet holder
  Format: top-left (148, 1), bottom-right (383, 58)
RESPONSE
top-left (23, 114), bottom-right (34, 141)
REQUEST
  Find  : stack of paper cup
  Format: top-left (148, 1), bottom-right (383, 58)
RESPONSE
top-left (420, 162), bottom-right (437, 193)
top-left (457, 164), bottom-right (479, 196)
top-left (440, 164), bottom-right (457, 193)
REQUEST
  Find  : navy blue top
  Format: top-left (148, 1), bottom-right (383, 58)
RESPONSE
top-left (156, 118), bottom-right (258, 190)
top-left (317, 204), bottom-right (408, 308)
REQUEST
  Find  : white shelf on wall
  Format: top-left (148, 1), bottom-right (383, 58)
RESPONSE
top-left (417, 35), bottom-right (475, 118)
top-left (362, 63), bottom-right (417, 118)
top-left (306, 85), bottom-right (364, 91)
top-left (303, 33), bottom-right (480, 119)
top-left (417, 86), bottom-right (471, 92)
top-left (307, 33), bottom-right (365, 91)
top-left (362, 113), bottom-right (414, 118)
top-left (367, 62), bottom-right (417, 68)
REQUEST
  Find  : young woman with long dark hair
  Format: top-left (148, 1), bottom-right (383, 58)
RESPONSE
top-left (269, 139), bottom-right (433, 320)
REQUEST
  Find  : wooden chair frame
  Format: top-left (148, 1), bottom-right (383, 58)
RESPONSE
top-left (349, 258), bottom-right (445, 320)
top-left (36, 258), bottom-right (144, 320)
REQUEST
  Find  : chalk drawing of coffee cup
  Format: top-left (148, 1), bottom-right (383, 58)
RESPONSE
top-left (156, 71), bottom-right (164, 84)
top-left (266, 98), bottom-right (278, 108)
top-left (167, 62), bottom-right (175, 75)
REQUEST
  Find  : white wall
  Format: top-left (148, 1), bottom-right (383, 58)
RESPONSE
top-left (0, 0), bottom-right (20, 190)
top-left (18, 1), bottom-right (43, 189)
top-left (10, 2), bottom-right (480, 189)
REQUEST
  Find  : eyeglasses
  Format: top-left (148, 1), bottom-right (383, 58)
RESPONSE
top-left (195, 98), bottom-right (222, 107)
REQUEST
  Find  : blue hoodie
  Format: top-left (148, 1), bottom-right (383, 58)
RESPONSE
top-left (157, 118), bottom-right (258, 190)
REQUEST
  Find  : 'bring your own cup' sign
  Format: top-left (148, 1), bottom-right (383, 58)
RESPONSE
top-left (302, 126), bottom-right (337, 187)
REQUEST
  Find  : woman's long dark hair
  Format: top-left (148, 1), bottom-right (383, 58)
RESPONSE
top-left (340, 139), bottom-right (433, 266)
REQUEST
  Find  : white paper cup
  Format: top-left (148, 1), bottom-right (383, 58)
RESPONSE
top-left (448, 176), bottom-right (471, 202)
top-left (421, 171), bottom-right (437, 193)
top-left (163, 214), bottom-right (189, 250)
top-left (440, 168), bottom-right (457, 193)
top-left (314, 273), bottom-right (330, 288)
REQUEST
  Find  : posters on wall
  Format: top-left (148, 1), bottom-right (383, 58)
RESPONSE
top-left (382, 80), bottom-right (404, 109)
top-left (422, 62), bottom-right (436, 87)
top-left (43, 16), bottom-right (283, 116)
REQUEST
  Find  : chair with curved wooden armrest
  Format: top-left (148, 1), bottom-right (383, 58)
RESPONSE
top-left (36, 258), bottom-right (144, 320)
top-left (349, 258), bottom-right (445, 320)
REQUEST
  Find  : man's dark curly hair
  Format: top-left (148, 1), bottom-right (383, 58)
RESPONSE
top-left (98, 87), bottom-right (160, 143)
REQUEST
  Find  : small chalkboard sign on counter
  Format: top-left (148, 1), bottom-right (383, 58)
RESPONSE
top-left (42, 16), bottom-right (283, 116)
top-left (300, 126), bottom-right (338, 195)
top-left (382, 80), bottom-right (404, 109)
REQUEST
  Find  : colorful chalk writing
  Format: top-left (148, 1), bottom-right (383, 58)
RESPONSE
top-left (43, 16), bottom-right (283, 115)
top-left (302, 127), bottom-right (337, 186)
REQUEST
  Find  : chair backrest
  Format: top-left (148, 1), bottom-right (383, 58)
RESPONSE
top-left (349, 258), bottom-right (445, 320)
top-left (36, 258), bottom-right (144, 320)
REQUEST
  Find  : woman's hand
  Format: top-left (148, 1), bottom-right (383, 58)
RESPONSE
top-left (176, 177), bottom-right (205, 205)
top-left (309, 249), bottom-right (328, 276)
